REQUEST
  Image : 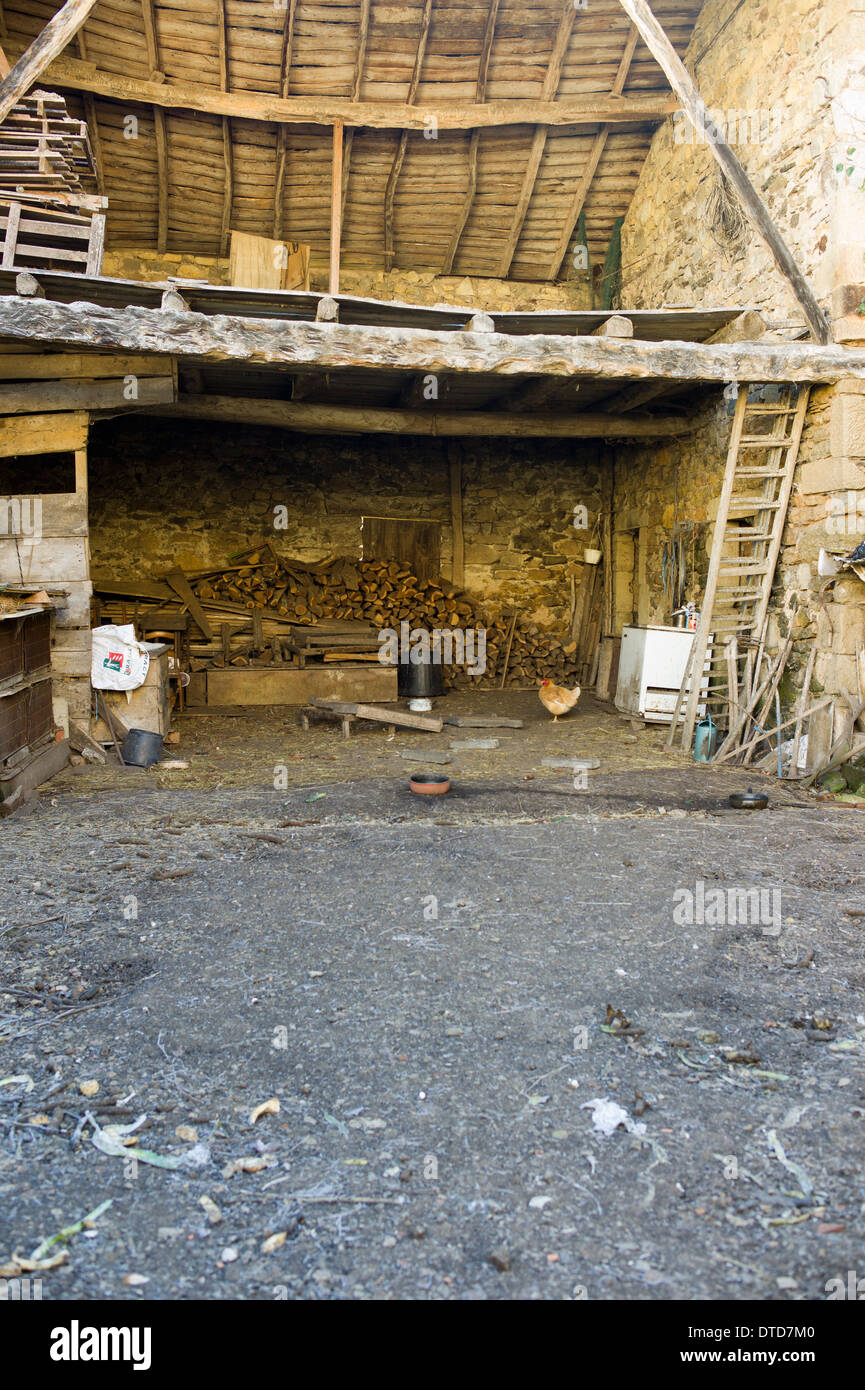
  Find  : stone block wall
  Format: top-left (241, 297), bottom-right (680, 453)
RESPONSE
top-left (614, 0), bottom-right (865, 727)
top-left (87, 417), bottom-right (601, 632)
top-left (102, 248), bottom-right (591, 312)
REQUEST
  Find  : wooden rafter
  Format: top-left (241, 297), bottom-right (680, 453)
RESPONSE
top-left (140, 0), bottom-right (159, 76)
top-left (441, 0), bottom-right (500, 275)
top-left (154, 106), bottom-right (168, 253)
top-left (341, 0), bottom-right (370, 223)
top-left (220, 116), bottom-right (233, 257)
top-left (74, 28), bottom-right (107, 200)
top-left (615, 0), bottom-right (831, 343)
top-left (497, 0), bottom-right (579, 279)
top-left (83, 93), bottom-right (105, 196)
top-left (600, 380), bottom-right (680, 413)
top-left (216, 0), bottom-right (229, 90)
top-left (273, 0), bottom-right (298, 242)
top-left (504, 377), bottom-right (580, 412)
top-left (215, 0), bottom-right (232, 257)
top-left (139, 0), bottom-right (168, 252)
top-left (0, 0), bottom-right (99, 125)
top-left (330, 120), bottom-right (344, 295)
top-left (384, 0), bottom-right (433, 272)
top-left (548, 25), bottom-right (638, 282)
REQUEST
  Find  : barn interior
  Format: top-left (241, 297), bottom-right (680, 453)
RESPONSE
top-left (0, 0), bottom-right (862, 804)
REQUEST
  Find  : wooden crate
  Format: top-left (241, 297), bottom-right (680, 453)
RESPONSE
top-left (0, 677), bottom-right (54, 762)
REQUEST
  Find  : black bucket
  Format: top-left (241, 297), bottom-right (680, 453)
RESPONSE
top-left (121, 728), bottom-right (164, 768)
top-left (398, 656), bottom-right (444, 700)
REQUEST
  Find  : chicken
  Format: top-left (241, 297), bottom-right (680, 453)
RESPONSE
top-left (539, 678), bottom-right (581, 721)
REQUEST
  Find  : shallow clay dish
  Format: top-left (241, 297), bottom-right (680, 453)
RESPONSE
top-left (728, 789), bottom-right (769, 810)
top-left (409, 773), bottom-right (451, 796)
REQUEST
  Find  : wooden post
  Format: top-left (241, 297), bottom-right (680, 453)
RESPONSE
top-left (616, 0), bottom-right (831, 344)
top-left (448, 442), bottom-right (465, 588)
top-left (0, 0), bottom-right (99, 125)
top-left (329, 119), bottom-right (343, 296)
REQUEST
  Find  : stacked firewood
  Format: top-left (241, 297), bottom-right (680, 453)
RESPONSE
top-left (195, 548), bottom-right (579, 689)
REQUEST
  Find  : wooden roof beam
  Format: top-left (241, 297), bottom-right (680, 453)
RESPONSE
top-left (273, 0), bottom-right (298, 242)
top-left (0, 295), bottom-right (859, 384)
top-left (498, 0), bottom-right (580, 279)
top-left (153, 107), bottom-right (168, 253)
top-left (36, 56), bottom-right (675, 127)
top-left (384, 0), bottom-right (433, 272)
top-left (154, 394), bottom-right (693, 438)
top-left (330, 120), bottom-right (343, 295)
top-left (441, 0), bottom-right (500, 276)
top-left (616, 0), bottom-right (831, 343)
top-left (341, 0), bottom-right (370, 224)
top-left (500, 377), bottom-right (580, 412)
top-left (140, 0), bottom-right (160, 78)
top-left (0, 0), bottom-right (99, 124)
top-left (548, 25), bottom-right (638, 282)
top-left (599, 380), bottom-right (685, 413)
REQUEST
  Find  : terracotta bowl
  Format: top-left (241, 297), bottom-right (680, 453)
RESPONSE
top-left (409, 773), bottom-right (451, 796)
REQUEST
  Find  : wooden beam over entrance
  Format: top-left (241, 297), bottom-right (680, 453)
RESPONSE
top-left (150, 394), bottom-right (694, 438)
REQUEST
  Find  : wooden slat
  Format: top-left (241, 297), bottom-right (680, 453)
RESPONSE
top-left (85, 208), bottom-right (104, 274)
top-left (0, 374), bottom-right (174, 412)
top-left (0, 409), bottom-right (88, 456)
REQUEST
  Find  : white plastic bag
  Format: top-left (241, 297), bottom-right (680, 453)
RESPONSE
top-left (91, 624), bottom-right (151, 691)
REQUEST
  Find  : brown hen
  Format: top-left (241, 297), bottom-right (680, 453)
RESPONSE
top-left (539, 679), bottom-right (581, 721)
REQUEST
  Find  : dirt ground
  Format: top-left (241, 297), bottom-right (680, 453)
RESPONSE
top-left (1, 691), bottom-right (864, 1302)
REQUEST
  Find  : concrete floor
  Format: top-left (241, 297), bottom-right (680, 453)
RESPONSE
top-left (1, 692), bottom-right (863, 1301)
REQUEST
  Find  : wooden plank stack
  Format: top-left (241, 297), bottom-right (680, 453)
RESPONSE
top-left (0, 89), bottom-right (106, 277)
top-left (0, 90), bottom-right (96, 198)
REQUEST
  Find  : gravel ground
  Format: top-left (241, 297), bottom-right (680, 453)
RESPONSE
top-left (1, 694), bottom-right (863, 1301)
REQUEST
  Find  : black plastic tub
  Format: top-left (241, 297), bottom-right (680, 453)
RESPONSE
top-left (398, 656), bottom-right (443, 700)
top-left (121, 728), bottom-right (164, 768)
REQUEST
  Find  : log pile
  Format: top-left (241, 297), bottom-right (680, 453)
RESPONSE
top-left (96, 544), bottom-right (581, 689)
top-left (197, 548), bottom-right (579, 688)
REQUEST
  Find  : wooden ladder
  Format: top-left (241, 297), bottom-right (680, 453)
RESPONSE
top-left (674, 383), bottom-right (811, 750)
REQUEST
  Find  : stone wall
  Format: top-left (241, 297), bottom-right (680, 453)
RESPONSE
top-left (613, 0), bottom-right (865, 739)
top-left (101, 248), bottom-right (590, 312)
top-left (87, 417), bottom-right (601, 631)
top-left (620, 0), bottom-right (852, 325)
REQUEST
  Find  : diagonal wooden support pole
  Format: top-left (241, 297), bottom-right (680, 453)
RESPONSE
top-left (0, 0), bottom-right (99, 125)
top-left (616, 0), bottom-right (831, 344)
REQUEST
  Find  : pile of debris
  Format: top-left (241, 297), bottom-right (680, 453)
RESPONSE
top-left (95, 545), bottom-right (580, 689)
